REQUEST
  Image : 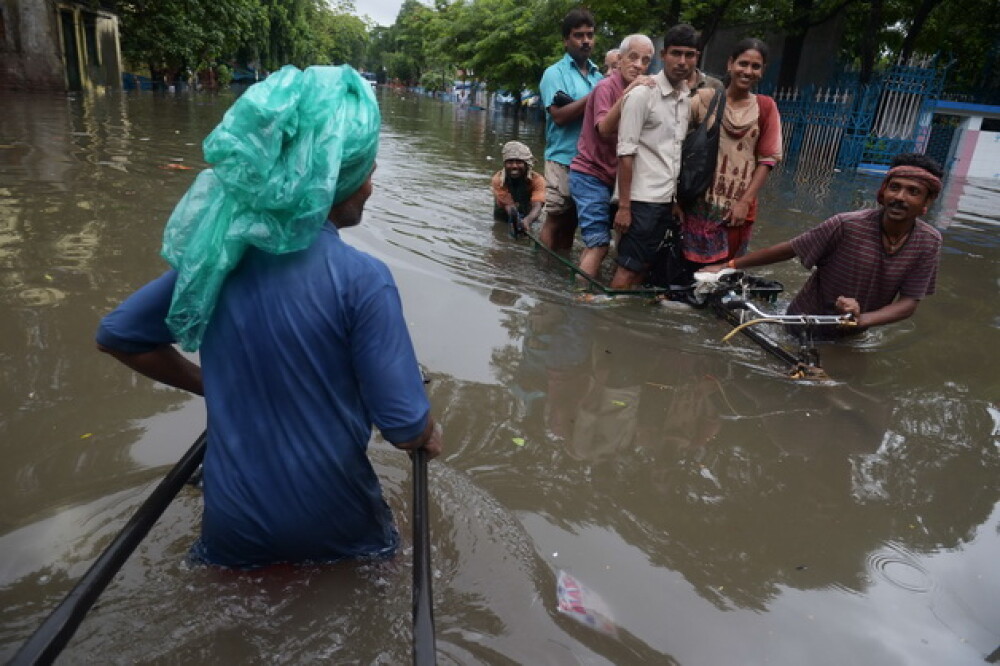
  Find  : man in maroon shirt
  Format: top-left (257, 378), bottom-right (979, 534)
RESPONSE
top-left (569, 34), bottom-right (654, 279)
top-left (705, 153), bottom-right (944, 332)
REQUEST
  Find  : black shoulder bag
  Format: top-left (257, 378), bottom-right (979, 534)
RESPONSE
top-left (677, 90), bottom-right (725, 206)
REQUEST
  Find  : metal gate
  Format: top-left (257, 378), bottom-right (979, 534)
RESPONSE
top-left (769, 56), bottom-right (948, 172)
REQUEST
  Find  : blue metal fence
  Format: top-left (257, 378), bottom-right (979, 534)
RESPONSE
top-left (766, 57), bottom-right (948, 173)
top-left (867, 57), bottom-right (947, 165)
top-left (773, 86), bottom-right (857, 173)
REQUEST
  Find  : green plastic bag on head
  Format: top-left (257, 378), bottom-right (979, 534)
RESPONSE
top-left (161, 64), bottom-right (381, 351)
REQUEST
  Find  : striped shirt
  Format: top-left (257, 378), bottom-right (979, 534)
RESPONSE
top-left (788, 208), bottom-right (942, 317)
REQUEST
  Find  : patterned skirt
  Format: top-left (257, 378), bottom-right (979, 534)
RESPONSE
top-left (681, 198), bottom-right (755, 264)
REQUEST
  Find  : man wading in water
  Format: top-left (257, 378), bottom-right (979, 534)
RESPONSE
top-left (704, 152), bottom-right (944, 336)
top-left (538, 7), bottom-right (603, 251)
top-left (491, 141), bottom-right (545, 236)
top-left (569, 33), bottom-right (655, 281)
top-left (610, 25), bottom-right (696, 289)
top-left (97, 65), bottom-right (443, 568)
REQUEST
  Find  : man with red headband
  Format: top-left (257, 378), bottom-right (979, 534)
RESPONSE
top-left (705, 153), bottom-right (943, 332)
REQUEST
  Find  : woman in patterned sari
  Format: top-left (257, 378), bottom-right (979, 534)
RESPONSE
top-left (682, 38), bottom-right (782, 265)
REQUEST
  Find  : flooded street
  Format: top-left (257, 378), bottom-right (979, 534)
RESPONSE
top-left (1, 88), bottom-right (999, 665)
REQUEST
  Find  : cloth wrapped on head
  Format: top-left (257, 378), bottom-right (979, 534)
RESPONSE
top-left (502, 140), bottom-right (534, 169)
top-left (161, 65), bottom-right (381, 351)
top-left (876, 165), bottom-right (942, 205)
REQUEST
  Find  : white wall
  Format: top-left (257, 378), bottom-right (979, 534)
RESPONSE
top-left (966, 131), bottom-right (1000, 179)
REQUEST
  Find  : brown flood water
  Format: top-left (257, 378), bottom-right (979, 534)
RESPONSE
top-left (1, 88), bottom-right (999, 665)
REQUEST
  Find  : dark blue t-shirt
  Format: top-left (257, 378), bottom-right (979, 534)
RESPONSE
top-left (97, 224), bottom-right (430, 567)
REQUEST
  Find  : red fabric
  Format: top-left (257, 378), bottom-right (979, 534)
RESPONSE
top-left (755, 95), bottom-right (782, 165)
top-left (875, 166), bottom-right (943, 204)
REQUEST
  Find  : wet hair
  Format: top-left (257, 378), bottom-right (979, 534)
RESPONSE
top-left (562, 8), bottom-right (596, 38)
top-left (730, 38), bottom-right (769, 64)
top-left (891, 152), bottom-right (944, 178)
top-left (619, 34), bottom-right (654, 55)
top-left (663, 24), bottom-right (700, 50)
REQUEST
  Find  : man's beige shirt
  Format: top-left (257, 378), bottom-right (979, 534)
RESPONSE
top-left (616, 71), bottom-right (690, 204)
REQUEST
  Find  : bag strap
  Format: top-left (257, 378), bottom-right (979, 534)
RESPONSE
top-left (706, 89), bottom-right (724, 121)
top-left (700, 89), bottom-right (725, 137)
top-left (704, 89), bottom-right (721, 117)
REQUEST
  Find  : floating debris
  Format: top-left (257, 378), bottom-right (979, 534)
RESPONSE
top-left (556, 570), bottom-right (618, 637)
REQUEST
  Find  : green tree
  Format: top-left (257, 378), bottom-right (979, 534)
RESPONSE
top-left (359, 0), bottom-right (1000, 100)
top-left (901, 0), bottom-right (1000, 94)
top-left (258, 0), bottom-right (319, 69)
top-left (113, 0), bottom-right (267, 75)
top-left (449, 0), bottom-right (567, 96)
top-left (419, 68), bottom-right (451, 92)
top-left (396, 0), bottom-right (437, 79)
top-left (374, 0), bottom-right (437, 83)
top-left (384, 51), bottom-right (421, 83)
top-left (364, 26), bottom-right (395, 77)
top-left (313, 1), bottom-right (371, 65)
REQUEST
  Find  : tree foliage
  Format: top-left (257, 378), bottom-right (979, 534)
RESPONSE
top-left (113, 0), bottom-right (267, 71)
top-left (313, 1), bottom-right (371, 65)
top-left (451, 0), bottom-right (566, 94)
top-left (890, 0), bottom-right (1000, 94)
top-left (112, 0), bottom-right (371, 75)
top-left (382, 0), bottom-right (437, 83)
top-left (110, 0), bottom-right (1000, 100)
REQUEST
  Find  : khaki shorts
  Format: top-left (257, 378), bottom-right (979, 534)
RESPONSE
top-left (544, 160), bottom-right (575, 215)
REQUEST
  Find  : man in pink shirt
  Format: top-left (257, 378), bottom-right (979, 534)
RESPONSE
top-left (569, 34), bottom-right (654, 279)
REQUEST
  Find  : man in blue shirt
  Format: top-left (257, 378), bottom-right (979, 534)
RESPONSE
top-left (538, 8), bottom-right (603, 251)
top-left (96, 66), bottom-right (442, 569)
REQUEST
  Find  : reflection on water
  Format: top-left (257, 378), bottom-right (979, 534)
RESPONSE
top-left (1, 88), bottom-right (999, 665)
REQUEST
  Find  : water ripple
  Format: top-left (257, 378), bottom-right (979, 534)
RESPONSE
top-left (865, 541), bottom-right (934, 593)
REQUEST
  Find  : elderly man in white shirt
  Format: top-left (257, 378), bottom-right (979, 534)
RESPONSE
top-left (611, 24), bottom-right (700, 289)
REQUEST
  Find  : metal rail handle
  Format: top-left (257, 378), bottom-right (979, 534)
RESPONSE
top-left (412, 448), bottom-right (437, 665)
top-left (722, 296), bottom-right (854, 326)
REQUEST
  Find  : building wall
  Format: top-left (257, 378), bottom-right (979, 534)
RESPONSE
top-left (701, 12), bottom-right (846, 89)
top-left (0, 0), bottom-right (121, 91)
top-left (70, 5), bottom-right (122, 89)
top-left (95, 13), bottom-right (122, 87)
top-left (932, 102), bottom-right (1000, 180)
top-left (951, 130), bottom-right (1000, 179)
top-left (0, 0), bottom-right (65, 90)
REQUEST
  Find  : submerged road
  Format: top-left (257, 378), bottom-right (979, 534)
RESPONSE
top-left (1, 87), bottom-right (999, 664)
